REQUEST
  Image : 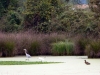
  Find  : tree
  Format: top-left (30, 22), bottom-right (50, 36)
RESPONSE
top-left (0, 1), bottom-right (4, 17)
top-left (89, 0), bottom-right (100, 13)
top-left (88, 0), bottom-right (100, 37)
top-left (4, 11), bottom-right (22, 32)
top-left (0, 0), bottom-right (10, 9)
top-left (24, 0), bottom-right (64, 33)
top-left (0, 0), bottom-right (23, 32)
top-left (8, 0), bottom-right (19, 10)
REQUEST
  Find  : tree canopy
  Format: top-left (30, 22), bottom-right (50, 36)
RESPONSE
top-left (0, 0), bottom-right (100, 37)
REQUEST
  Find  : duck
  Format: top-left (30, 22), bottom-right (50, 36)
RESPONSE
top-left (84, 60), bottom-right (90, 65)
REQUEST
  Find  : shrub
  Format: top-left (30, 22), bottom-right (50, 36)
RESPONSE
top-left (6, 32), bottom-right (66, 56)
top-left (74, 37), bottom-right (90, 55)
top-left (91, 41), bottom-right (100, 54)
top-left (3, 32), bottom-right (100, 58)
top-left (65, 40), bottom-right (74, 55)
top-left (15, 38), bottom-right (31, 55)
top-left (51, 42), bottom-right (66, 55)
top-left (85, 44), bottom-right (94, 58)
top-left (85, 40), bottom-right (100, 58)
top-left (14, 32), bottom-right (42, 55)
top-left (42, 33), bottom-right (66, 55)
top-left (28, 41), bottom-right (41, 56)
top-left (51, 40), bottom-right (74, 55)
top-left (0, 41), bottom-right (15, 57)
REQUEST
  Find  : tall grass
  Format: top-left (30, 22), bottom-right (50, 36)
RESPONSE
top-left (85, 40), bottom-right (100, 58)
top-left (0, 32), bottom-right (100, 58)
top-left (42, 33), bottom-right (66, 55)
top-left (51, 42), bottom-right (66, 55)
top-left (0, 32), bottom-right (66, 56)
top-left (0, 40), bottom-right (15, 57)
top-left (51, 40), bottom-right (74, 55)
top-left (74, 36), bottom-right (90, 55)
top-left (28, 41), bottom-right (41, 55)
top-left (65, 40), bottom-right (74, 55)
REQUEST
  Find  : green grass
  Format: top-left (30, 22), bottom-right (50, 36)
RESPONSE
top-left (0, 61), bottom-right (62, 65)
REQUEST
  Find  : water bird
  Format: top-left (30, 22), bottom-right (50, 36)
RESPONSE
top-left (38, 57), bottom-right (45, 62)
top-left (23, 49), bottom-right (31, 60)
top-left (84, 60), bottom-right (90, 65)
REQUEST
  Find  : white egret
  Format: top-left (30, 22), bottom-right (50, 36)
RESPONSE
top-left (38, 57), bottom-right (45, 62)
top-left (23, 49), bottom-right (31, 60)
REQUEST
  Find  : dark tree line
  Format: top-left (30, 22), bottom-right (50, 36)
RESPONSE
top-left (0, 0), bottom-right (100, 36)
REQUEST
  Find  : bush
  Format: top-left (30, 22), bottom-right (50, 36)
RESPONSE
top-left (51, 42), bottom-right (66, 55)
top-left (42, 33), bottom-right (66, 54)
top-left (51, 40), bottom-right (74, 55)
top-left (28, 41), bottom-right (41, 56)
top-left (85, 44), bottom-right (94, 58)
top-left (15, 38), bottom-right (31, 55)
top-left (85, 40), bottom-right (100, 58)
top-left (2, 32), bottom-right (100, 58)
top-left (74, 37), bottom-right (90, 55)
top-left (0, 41), bottom-right (15, 57)
top-left (65, 40), bottom-right (74, 55)
top-left (3, 32), bottom-right (66, 56)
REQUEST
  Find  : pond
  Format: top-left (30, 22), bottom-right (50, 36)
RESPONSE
top-left (0, 56), bottom-right (100, 75)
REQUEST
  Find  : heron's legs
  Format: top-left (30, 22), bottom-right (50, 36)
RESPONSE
top-left (26, 58), bottom-right (29, 61)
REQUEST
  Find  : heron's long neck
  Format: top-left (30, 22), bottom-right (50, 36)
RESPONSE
top-left (85, 60), bottom-right (86, 63)
top-left (25, 50), bottom-right (27, 54)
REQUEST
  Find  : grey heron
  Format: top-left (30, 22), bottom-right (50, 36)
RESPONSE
top-left (23, 49), bottom-right (31, 60)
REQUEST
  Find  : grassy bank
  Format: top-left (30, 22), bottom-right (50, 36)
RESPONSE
top-left (0, 61), bottom-right (61, 65)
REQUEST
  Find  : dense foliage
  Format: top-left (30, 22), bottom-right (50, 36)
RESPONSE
top-left (0, 32), bottom-right (100, 58)
top-left (24, 0), bottom-right (65, 33)
top-left (0, 0), bottom-right (99, 36)
top-left (0, 0), bottom-right (100, 57)
top-left (0, 0), bottom-right (23, 32)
